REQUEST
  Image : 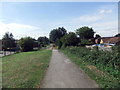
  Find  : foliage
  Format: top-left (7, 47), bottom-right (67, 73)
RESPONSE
top-left (49, 26), bottom-right (96, 46)
top-left (114, 34), bottom-right (120, 45)
top-left (49, 27), bottom-right (67, 43)
top-left (60, 32), bottom-right (80, 47)
top-left (95, 34), bottom-right (101, 39)
top-left (56, 40), bottom-right (62, 49)
top-left (94, 34), bottom-right (101, 44)
top-left (80, 39), bottom-right (91, 46)
top-left (2, 50), bottom-right (52, 88)
top-left (2, 32), bottom-right (16, 50)
top-left (112, 45), bottom-right (120, 52)
top-left (114, 33), bottom-right (120, 37)
top-left (38, 36), bottom-right (50, 47)
top-left (61, 46), bottom-right (120, 88)
top-left (19, 37), bottom-right (35, 52)
top-left (76, 26), bottom-right (95, 39)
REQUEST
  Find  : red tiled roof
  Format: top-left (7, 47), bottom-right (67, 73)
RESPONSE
top-left (101, 37), bottom-right (120, 44)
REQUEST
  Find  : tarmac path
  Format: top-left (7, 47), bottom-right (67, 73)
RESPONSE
top-left (41, 49), bottom-right (98, 88)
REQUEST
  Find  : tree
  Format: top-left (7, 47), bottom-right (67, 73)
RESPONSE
top-left (49, 27), bottom-right (67, 43)
top-left (38, 36), bottom-right (50, 47)
top-left (95, 34), bottom-right (101, 44)
top-left (80, 39), bottom-right (91, 46)
top-left (76, 26), bottom-right (95, 40)
top-left (2, 32), bottom-right (16, 50)
top-left (95, 34), bottom-right (101, 39)
top-left (94, 34), bottom-right (101, 44)
top-left (114, 33), bottom-right (120, 37)
top-left (19, 37), bottom-right (35, 52)
top-left (56, 40), bottom-right (62, 49)
top-left (61, 32), bottom-right (80, 47)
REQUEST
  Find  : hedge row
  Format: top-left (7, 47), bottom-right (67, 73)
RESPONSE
top-left (62, 46), bottom-right (120, 81)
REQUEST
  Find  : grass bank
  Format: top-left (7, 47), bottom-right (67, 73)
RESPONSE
top-left (61, 46), bottom-right (120, 88)
top-left (2, 50), bottom-right (52, 88)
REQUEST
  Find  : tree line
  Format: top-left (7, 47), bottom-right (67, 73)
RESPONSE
top-left (49, 26), bottom-right (120, 48)
top-left (2, 26), bottom-right (120, 52)
top-left (49, 26), bottom-right (101, 48)
top-left (2, 32), bottom-right (50, 52)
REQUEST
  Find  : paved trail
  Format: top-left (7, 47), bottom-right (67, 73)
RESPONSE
top-left (41, 49), bottom-right (98, 88)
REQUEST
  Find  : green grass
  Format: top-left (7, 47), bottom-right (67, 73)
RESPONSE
top-left (0, 58), bottom-right (2, 88)
top-left (61, 49), bottom-right (119, 88)
top-left (2, 50), bottom-right (52, 88)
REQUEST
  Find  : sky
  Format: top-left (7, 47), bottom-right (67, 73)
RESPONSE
top-left (0, 2), bottom-right (118, 39)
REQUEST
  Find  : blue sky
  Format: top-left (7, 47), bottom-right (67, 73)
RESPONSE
top-left (0, 2), bottom-right (118, 39)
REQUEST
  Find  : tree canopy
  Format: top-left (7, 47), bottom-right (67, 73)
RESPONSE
top-left (2, 32), bottom-right (16, 50)
top-left (49, 27), bottom-right (67, 43)
top-left (76, 26), bottom-right (95, 39)
top-left (19, 37), bottom-right (35, 52)
top-left (38, 36), bottom-right (50, 47)
top-left (95, 34), bottom-right (101, 39)
top-left (114, 33), bottom-right (120, 37)
top-left (61, 32), bottom-right (80, 47)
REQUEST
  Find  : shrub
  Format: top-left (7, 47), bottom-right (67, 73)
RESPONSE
top-left (19, 37), bottom-right (35, 52)
top-left (60, 32), bottom-right (80, 48)
top-left (62, 46), bottom-right (120, 80)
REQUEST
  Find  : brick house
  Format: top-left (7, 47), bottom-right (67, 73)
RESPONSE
top-left (95, 37), bottom-right (120, 45)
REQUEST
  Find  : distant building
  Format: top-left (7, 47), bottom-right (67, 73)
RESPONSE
top-left (95, 37), bottom-right (120, 45)
top-left (88, 37), bottom-right (120, 49)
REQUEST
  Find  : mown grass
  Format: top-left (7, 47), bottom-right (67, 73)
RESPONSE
top-left (2, 50), bottom-right (52, 88)
top-left (61, 46), bottom-right (120, 88)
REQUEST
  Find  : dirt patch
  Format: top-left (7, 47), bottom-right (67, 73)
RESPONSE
top-left (87, 65), bottom-right (105, 77)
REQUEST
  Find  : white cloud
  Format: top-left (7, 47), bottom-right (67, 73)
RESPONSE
top-left (106, 9), bottom-right (112, 13)
top-left (54, 13), bottom-right (117, 37)
top-left (89, 21), bottom-right (118, 37)
top-left (73, 8), bottom-right (113, 23)
top-left (0, 22), bottom-right (39, 31)
top-left (99, 10), bottom-right (105, 14)
top-left (73, 9), bottom-right (108, 23)
top-left (0, 22), bottom-right (47, 39)
top-left (99, 9), bottom-right (112, 14)
top-left (71, 7), bottom-right (117, 37)
top-left (73, 15), bottom-right (104, 23)
top-left (74, 9), bottom-right (113, 23)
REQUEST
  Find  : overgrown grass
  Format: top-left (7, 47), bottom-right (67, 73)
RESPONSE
top-left (61, 46), bottom-right (120, 88)
top-left (2, 50), bottom-right (52, 88)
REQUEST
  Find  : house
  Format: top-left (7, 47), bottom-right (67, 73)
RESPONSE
top-left (95, 37), bottom-right (120, 46)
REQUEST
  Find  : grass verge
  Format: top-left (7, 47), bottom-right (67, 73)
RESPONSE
top-left (2, 50), bottom-right (52, 88)
top-left (61, 49), bottom-right (119, 88)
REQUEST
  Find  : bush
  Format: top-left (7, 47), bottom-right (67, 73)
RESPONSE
top-left (80, 39), bottom-right (91, 46)
top-left (62, 46), bottom-right (120, 80)
top-left (60, 32), bottom-right (80, 48)
top-left (19, 37), bottom-right (35, 52)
